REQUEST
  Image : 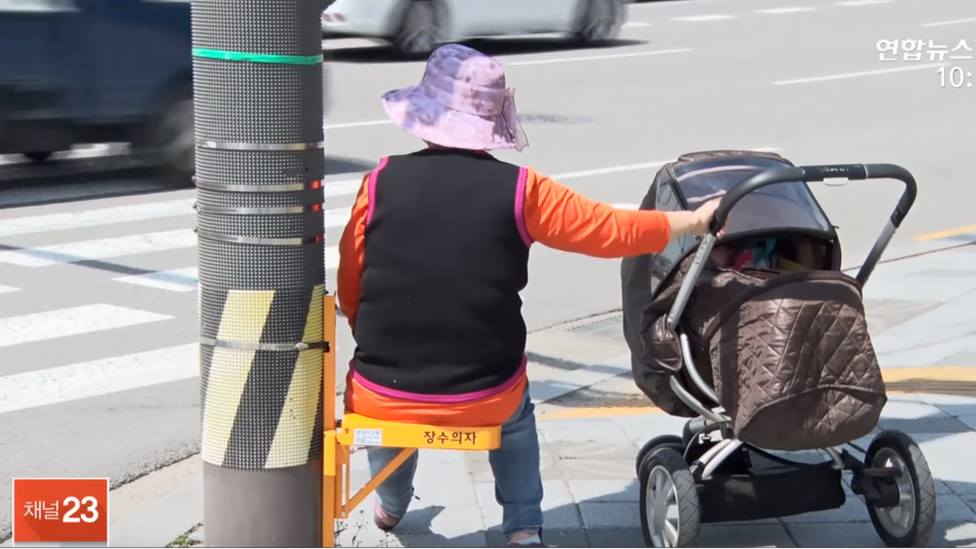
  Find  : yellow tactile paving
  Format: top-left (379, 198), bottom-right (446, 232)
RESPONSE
top-left (538, 366), bottom-right (976, 421)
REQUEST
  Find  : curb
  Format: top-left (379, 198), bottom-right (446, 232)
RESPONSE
top-left (110, 456), bottom-right (203, 549)
top-left (843, 238), bottom-right (974, 273)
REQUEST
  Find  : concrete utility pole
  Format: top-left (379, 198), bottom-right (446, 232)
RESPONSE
top-left (191, 1), bottom-right (330, 546)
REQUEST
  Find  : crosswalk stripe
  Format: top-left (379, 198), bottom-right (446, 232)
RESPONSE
top-left (757, 7), bottom-right (816, 14)
top-left (325, 179), bottom-right (362, 198)
top-left (324, 207), bottom-right (351, 228)
top-left (0, 343), bottom-right (198, 414)
top-left (111, 246), bottom-right (341, 291)
top-left (0, 229), bottom-right (196, 267)
top-left (672, 14), bottom-right (735, 22)
top-left (112, 267), bottom-right (200, 292)
top-left (834, 0), bottom-right (890, 5)
top-left (0, 205), bottom-right (353, 268)
top-left (0, 180), bottom-right (359, 239)
top-left (0, 199), bottom-right (195, 237)
top-left (0, 304), bottom-right (172, 348)
top-left (326, 247), bottom-right (341, 270)
top-left (0, 284), bottom-right (19, 294)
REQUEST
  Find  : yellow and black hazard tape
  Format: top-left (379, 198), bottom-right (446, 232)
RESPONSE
top-left (200, 284), bottom-right (325, 469)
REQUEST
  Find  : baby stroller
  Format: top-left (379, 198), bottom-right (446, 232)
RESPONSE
top-left (620, 151), bottom-right (934, 547)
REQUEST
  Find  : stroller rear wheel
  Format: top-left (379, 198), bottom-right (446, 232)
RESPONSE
top-left (639, 448), bottom-right (701, 548)
top-left (635, 435), bottom-right (684, 477)
top-left (864, 430), bottom-right (937, 547)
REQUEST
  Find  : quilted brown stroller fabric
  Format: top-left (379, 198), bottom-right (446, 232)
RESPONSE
top-left (637, 255), bottom-right (887, 451)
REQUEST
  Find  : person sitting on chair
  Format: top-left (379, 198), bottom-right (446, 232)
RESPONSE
top-left (337, 43), bottom-right (721, 548)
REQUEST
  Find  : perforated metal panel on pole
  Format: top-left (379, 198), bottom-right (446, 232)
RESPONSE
top-left (191, 1), bottom-right (327, 546)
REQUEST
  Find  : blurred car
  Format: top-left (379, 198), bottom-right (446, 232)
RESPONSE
top-left (321, 0), bottom-right (627, 57)
top-left (0, 0), bottom-right (193, 181)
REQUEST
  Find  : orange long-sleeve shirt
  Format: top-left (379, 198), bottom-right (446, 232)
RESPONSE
top-left (337, 165), bottom-right (671, 426)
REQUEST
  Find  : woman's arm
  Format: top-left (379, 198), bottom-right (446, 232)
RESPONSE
top-left (522, 168), bottom-right (719, 258)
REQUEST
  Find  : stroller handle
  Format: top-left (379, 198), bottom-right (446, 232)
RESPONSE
top-left (707, 163), bottom-right (918, 285)
top-left (666, 162), bottom-right (917, 330)
top-left (708, 163), bottom-right (918, 235)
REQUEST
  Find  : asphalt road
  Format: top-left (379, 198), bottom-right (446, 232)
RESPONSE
top-left (2, 0), bottom-right (975, 540)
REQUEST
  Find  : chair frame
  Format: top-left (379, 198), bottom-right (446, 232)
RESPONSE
top-left (320, 295), bottom-right (502, 547)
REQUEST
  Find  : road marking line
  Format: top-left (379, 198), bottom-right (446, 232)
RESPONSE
top-left (324, 119), bottom-right (392, 130)
top-left (0, 304), bottom-right (171, 348)
top-left (671, 14), bottom-right (735, 22)
top-left (882, 366), bottom-right (976, 382)
top-left (325, 178), bottom-right (363, 197)
top-left (612, 203), bottom-right (640, 210)
top-left (914, 223), bottom-right (976, 242)
top-left (537, 366), bottom-right (976, 420)
top-left (623, 21), bottom-right (652, 27)
top-left (922, 17), bottom-right (976, 28)
top-left (0, 344), bottom-right (198, 414)
top-left (507, 48), bottom-right (692, 66)
top-left (772, 63), bottom-right (944, 85)
top-left (834, 0), bottom-right (890, 5)
top-left (757, 6), bottom-right (817, 14)
top-left (513, 147), bottom-right (779, 182)
top-left (0, 230), bottom-right (196, 267)
top-left (112, 247), bottom-right (341, 291)
top-left (112, 267), bottom-right (200, 292)
top-left (0, 284), bottom-right (20, 294)
top-left (324, 206), bottom-right (354, 228)
top-left (553, 161), bottom-right (667, 180)
top-left (0, 183), bottom-right (359, 238)
top-left (327, 244), bottom-right (354, 269)
top-left (0, 199), bottom-right (195, 237)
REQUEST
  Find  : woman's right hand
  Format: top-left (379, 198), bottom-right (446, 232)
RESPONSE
top-left (689, 199), bottom-right (719, 235)
top-left (691, 198), bottom-right (727, 236)
top-left (664, 198), bottom-right (727, 239)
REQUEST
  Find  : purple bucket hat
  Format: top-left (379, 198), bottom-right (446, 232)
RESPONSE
top-left (381, 44), bottom-right (529, 152)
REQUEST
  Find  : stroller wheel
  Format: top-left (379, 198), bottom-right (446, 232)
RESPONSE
top-left (639, 448), bottom-right (701, 548)
top-left (864, 430), bottom-right (937, 547)
top-left (635, 435), bottom-right (684, 477)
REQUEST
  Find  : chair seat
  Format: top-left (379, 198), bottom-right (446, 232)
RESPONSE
top-left (337, 413), bottom-right (501, 450)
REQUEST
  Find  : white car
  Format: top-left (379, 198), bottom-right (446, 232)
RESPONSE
top-left (322, 0), bottom-right (627, 57)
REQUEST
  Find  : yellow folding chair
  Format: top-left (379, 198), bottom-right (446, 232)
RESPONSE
top-left (321, 295), bottom-right (502, 547)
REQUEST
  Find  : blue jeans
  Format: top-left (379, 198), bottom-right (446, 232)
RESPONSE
top-left (367, 387), bottom-right (544, 538)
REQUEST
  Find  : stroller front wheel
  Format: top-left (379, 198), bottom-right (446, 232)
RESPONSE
top-left (635, 435), bottom-right (684, 477)
top-left (639, 448), bottom-right (701, 548)
top-left (864, 430), bottom-right (937, 548)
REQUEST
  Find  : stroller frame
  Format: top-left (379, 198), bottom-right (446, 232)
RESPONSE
top-left (633, 162), bottom-right (938, 548)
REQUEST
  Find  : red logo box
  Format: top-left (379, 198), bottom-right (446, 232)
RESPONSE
top-left (12, 478), bottom-right (109, 546)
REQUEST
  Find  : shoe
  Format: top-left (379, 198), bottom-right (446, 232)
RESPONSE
top-left (507, 531), bottom-right (545, 547)
top-left (373, 500), bottom-right (402, 532)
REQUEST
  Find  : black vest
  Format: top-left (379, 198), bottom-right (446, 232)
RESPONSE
top-left (352, 149), bottom-right (530, 396)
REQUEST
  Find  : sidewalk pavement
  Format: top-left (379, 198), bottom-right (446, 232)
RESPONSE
top-left (166, 387), bottom-right (976, 549)
top-left (137, 241), bottom-right (976, 547)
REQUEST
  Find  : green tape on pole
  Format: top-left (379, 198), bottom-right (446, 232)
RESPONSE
top-left (192, 48), bottom-right (323, 65)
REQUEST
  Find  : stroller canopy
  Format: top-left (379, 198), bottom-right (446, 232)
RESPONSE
top-left (673, 156), bottom-right (833, 238)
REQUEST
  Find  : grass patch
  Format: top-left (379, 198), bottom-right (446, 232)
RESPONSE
top-left (167, 522), bottom-right (203, 547)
